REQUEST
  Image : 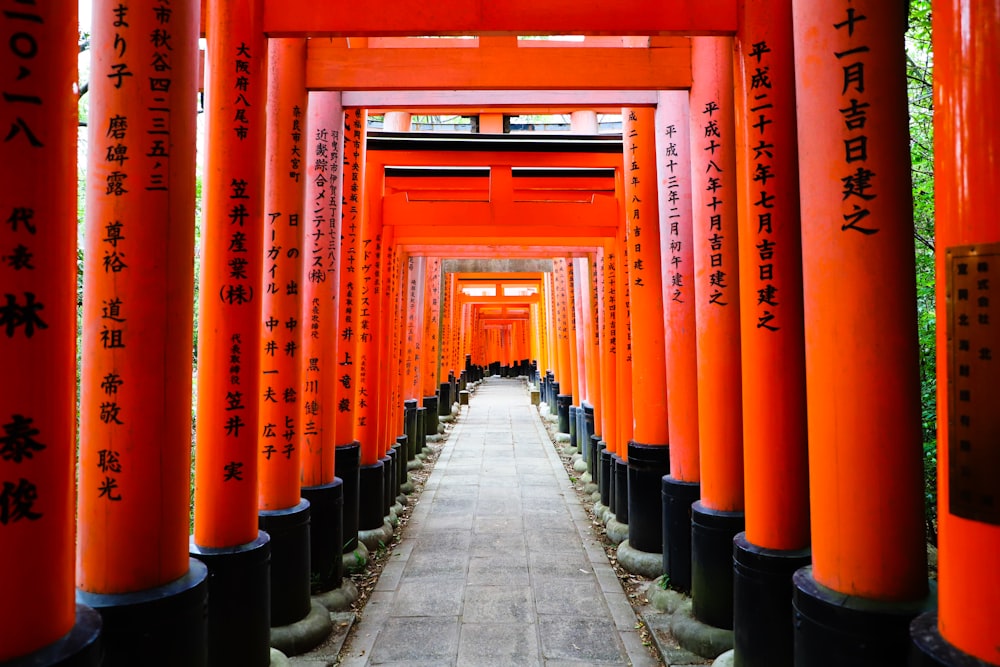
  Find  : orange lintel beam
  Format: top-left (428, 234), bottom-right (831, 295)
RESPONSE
top-left (305, 44), bottom-right (691, 91)
top-left (368, 150), bottom-right (623, 171)
top-left (264, 0), bottom-right (736, 37)
top-left (459, 295), bottom-right (541, 306)
top-left (401, 245), bottom-right (596, 258)
top-left (342, 90), bottom-right (657, 114)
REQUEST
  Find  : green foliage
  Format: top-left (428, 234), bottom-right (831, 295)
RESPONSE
top-left (906, 0), bottom-right (937, 544)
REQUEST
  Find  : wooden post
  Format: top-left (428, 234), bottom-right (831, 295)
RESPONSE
top-left (791, 2), bottom-right (931, 663)
top-left (731, 1), bottom-right (811, 663)
top-left (299, 91), bottom-right (346, 596)
top-left (688, 36), bottom-right (746, 630)
top-left (913, 2), bottom-right (1000, 663)
top-left (77, 0), bottom-right (207, 661)
top-left (656, 90), bottom-right (701, 593)
top-left (621, 106), bottom-right (671, 564)
top-left (0, 0), bottom-right (101, 661)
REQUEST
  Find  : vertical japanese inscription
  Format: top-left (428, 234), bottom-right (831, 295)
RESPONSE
top-left (664, 122), bottom-right (686, 305)
top-left (833, 2), bottom-right (878, 235)
top-left (701, 99), bottom-right (731, 307)
top-left (947, 245), bottom-right (1000, 526)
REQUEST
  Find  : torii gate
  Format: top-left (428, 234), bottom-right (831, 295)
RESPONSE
top-left (2, 2), bottom-right (997, 667)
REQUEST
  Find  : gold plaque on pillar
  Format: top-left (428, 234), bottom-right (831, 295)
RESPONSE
top-left (946, 243), bottom-right (1000, 526)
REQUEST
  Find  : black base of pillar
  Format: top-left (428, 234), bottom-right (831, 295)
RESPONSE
top-left (614, 455), bottom-right (629, 523)
top-left (549, 381), bottom-right (560, 415)
top-left (190, 532), bottom-right (271, 666)
top-left (793, 566), bottom-right (934, 667)
top-left (589, 434), bottom-right (601, 480)
top-left (438, 382), bottom-right (452, 415)
top-left (910, 612), bottom-right (993, 667)
top-left (600, 447), bottom-right (612, 507)
top-left (733, 533), bottom-right (811, 667)
top-left (403, 400), bottom-right (418, 460)
top-left (301, 480), bottom-right (344, 594)
top-left (691, 501), bottom-right (744, 629)
top-left (568, 406), bottom-right (579, 448)
top-left (380, 456), bottom-right (393, 516)
top-left (335, 442), bottom-right (361, 553)
top-left (423, 396), bottom-right (439, 436)
top-left (359, 461), bottom-right (385, 531)
top-left (583, 405), bottom-right (595, 466)
top-left (76, 559), bottom-right (208, 667)
top-left (6, 604), bottom-right (102, 667)
top-left (416, 408), bottom-right (427, 452)
top-left (258, 500), bottom-right (312, 627)
top-left (661, 476), bottom-right (700, 594)
top-left (557, 394), bottom-right (572, 433)
top-left (626, 442), bottom-right (671, 554)
top-left (390, 441), bottom-right (403, 494)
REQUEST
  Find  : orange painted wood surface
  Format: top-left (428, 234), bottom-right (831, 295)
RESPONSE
top-left (265, 0), bottom-right (736, 37)
top-left (794, 0), bottom-right (926, 601)
top-left (300, 91), bottom-right (344, 487)
top-left (598, 245), bottom-right (619, 452)
top-left (78, 0), bottom-right (199, 590)
top-left (933, 0), bottom-right (1000, 658)
top-left (734, 0), bottom-right (809, 551)
top-left (657, 91), bottom-right (700, 482)
top-left (0, 0), bottom-right (78, 657)
top-left (193, 0), bottom-right (267, 550)
top-left (258, 38), bottom-right (307, 511)
top-left (622, 107), bottom-right (669, 446)
top-left (690, 37), bottom-right (744, 512)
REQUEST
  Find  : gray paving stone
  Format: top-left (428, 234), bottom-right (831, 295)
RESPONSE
top-left (537, 616), bottom-right (628, 663)
top-left (470, 531), bottom-right (526, 556)
top-left (462, 585), bottom-right (535, 624)
top-left (527, 552), bottom-right (594, 579)
top-left (533, 577), bottom-right (607, 617)
top-left (402, 550), bottom-right (470, 579)
top-left (366, 616), bottom-right (460, 664)
top-left (457, 623), bottom-right (541, 666)
top-left (391, 578), bottom-right (465, 617)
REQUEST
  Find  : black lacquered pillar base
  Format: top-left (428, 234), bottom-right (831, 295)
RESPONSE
top-left (568, 406), bottom-right (579, 448)
top-left (691, 501), bottom-right (744, 629)
top-left (793, 566), bottom-right (934, 667)
top-left (403, 400), bottom-right (418, 460)
top-left (909, 612), bottom-right (994, 667)
top-left (438, 382), bottom-right (452, 414)
top-left (190, 532), bottom-right (271, 666)
top-left (358, 461), bottom-right (385, 532)
top-left (626, 442), bottom-right (670, 553)
top-left (6, 604), bottom-right (103, 667)
top-left (556, 394), bottom-right (572, 433)
top-left (733, 533), bottom-right (810, 667)
top-left (301, 480), bottom-right (344, 594)
top-left (600, 447), bottom-right (612, 506)
top-left (614, 455), bottom-right (629, 523)
top-left (335, 442), bottom-right (361, 553)
top-left (258, 500), bottom-right (312, 627)
top-left (76, 559), bottom-right (209, 667)
top-left (661, 476), bottom-right (700, 594)
top-left (423, 396), bottom-right (439, 436)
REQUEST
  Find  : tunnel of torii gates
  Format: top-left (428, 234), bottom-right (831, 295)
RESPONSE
top-left (2, 0), bottom-right (999, 666)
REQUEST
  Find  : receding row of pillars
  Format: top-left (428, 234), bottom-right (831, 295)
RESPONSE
top-left (3, 0), bottom-right (999, 666)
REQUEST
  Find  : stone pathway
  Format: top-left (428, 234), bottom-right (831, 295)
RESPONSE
top-left (336, 377), bottom-right (657, 666)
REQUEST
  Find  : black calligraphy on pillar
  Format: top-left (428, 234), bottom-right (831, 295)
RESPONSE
top-left (626, 111), bottom-right (647, 289)
top-left (834, 3), bottom-right (878, 235)
top-left (746, 39), bottom-right (780, 331)
top-left (145, 0), bottom-right (172, 190)
top-left (702, 99), bottom-right (729, 307)
top-left (3, 0), bottom-right (45, 148)
top-left (664, 123), bottom-right (685, 304)
top-left (948, 246), bottom-right (1000, 526)
top-left (233, 41), bottom-right (253, 141)
top-left (607, 252), bottom-right (617, 356)
top-left (1, 415), bottom-right (47, 520)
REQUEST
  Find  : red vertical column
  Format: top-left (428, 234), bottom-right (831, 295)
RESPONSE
top-left (334, 108), bottom-right (365, 559)
top-left (189, 0), bottom-right (270, 662)
top-left (554, 259), bottom-right (572, 432)
top-left (656, 90), bottom-right (701, 593)
top-left (917, 3), bottom-right (1000, 663)
top-left (0, 0), bottom-right (101, 661)
top-left (77, 0), bottom-right (206, 661)
top-left (731, 1), bottom-right (811, 663)
top-left (792, 2), bottom-right (930, 663)
top-left (300, 91), bottom-right (346, 597)
top-left (688, 36), bottom-right (746, 630)
top-left (421, 257), bottom-right (442, 440)
top-left (620, 107), bottom-right (671, 565)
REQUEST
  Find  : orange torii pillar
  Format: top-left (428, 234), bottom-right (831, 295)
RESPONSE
top-left (619, 107), bottom-right (671, 574)
top-left (0, 1), bottom-right (102, 662)
top-left (333, 108), bottom-right (365, 563)
top-left (422, 258), bottom-right (443, 440)
top-left (614, 224), bottom-right (636, 532)
top-left (188, 0), bottom-right (269, 662)
top-left (256, 38), bottom-right (325, 638)
top-left (568, 258), bottom-right (584, 453)
top-left (597, 244), bottom-right (623, 539)
top-left (731, 2), bottom-right (811, 664)
top-left (791, 3), bottom-right (932, 663)
top-left (355, 117), bottom-right (390, 551)
top-left (299, 91), bottom-right (347, 599)
top-left (384, 245), bottom-right (407, 507)
top-left (554, 259), bottom-right (574, 433)
top-left (402, 256), bottom-right (424, 464)
top-left (912, 2), bottom-right (1000, 664)
top-left (688, 36), bottom-right (746, 630)
top-left (372, 229), bottom-right (399, 527)
top-left (578, 256), bottom-right (602, 491)
top-left (542, 271), bottom-right (559, 411)
top-left (656, 90), bottom-right (701, 593)
top-left (76, 0), bottom-right (208, 663)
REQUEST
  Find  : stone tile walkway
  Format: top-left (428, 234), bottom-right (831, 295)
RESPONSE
top-left (337, 377), bottom-right (657, 666)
